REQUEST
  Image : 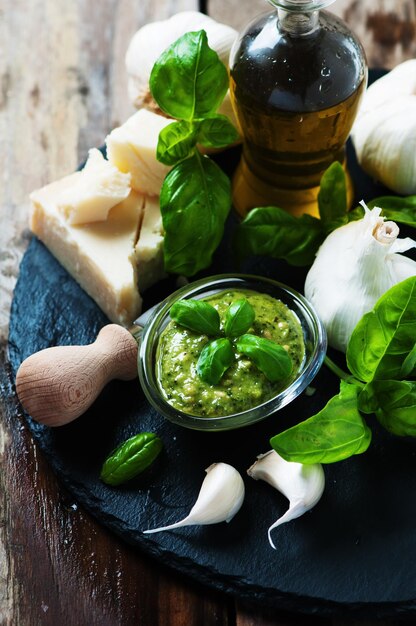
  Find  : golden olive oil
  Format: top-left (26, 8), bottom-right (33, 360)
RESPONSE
top-left (230, 9), bottom-right (367, 217)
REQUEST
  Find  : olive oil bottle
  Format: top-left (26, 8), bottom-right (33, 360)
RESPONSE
top-left (229, 0), bottom-right (367, 217)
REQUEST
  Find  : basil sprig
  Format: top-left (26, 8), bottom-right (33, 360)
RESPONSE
top-left (236, 161), bottom-right (416, 266)
top-left (270, 277), bottom-right (416, 463)
top-left (150, 30), bottom-right (239, 276)
top-left (100, 432), bottom-right (163, 486)
top-left (171, 297), bottom-right (292, 385)
top-left (170, 299), bottom-right (220, 336)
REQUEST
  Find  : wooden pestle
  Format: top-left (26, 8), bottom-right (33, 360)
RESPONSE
top-left (15, 324), bottom-right (139, 427)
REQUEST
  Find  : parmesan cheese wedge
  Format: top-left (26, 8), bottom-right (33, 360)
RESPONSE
top-left (106, 109), bottom-right (172, 197)
top-left (30, 174), bottom-right (145, 326)
top-left (135, 195), bottom-right (165, 293)
top-left (57, 148), bottom-right (131, 225)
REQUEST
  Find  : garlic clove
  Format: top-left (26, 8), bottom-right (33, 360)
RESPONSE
top-left (248, 450), bottom-right (325, 549)
top-left (143, 462), bottom-right (245, 534)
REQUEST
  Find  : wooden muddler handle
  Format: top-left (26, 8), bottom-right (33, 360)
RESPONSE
top-left (15, 324), bottom-right (139, 427)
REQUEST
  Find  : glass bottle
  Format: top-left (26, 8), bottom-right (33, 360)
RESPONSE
top-left (229, 0), bottom-right (367, 217)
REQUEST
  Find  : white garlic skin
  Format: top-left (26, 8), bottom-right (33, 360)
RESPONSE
top-left (351, 60), bottom-right (416, 194)
top-left (305, 205), bottom-right (416, 352)
top-left (143, 462), bottom-right (245, 534)
top-left (248, 450), bottom-right (325, 549)
top-left (125, 12), bottom-right (238, 125)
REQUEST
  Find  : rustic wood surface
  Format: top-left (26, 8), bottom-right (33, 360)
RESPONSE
top-left (0, 1), bottom-right (415, 624)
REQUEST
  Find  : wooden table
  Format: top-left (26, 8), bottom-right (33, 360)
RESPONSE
top-left (1, 1), bottom-right (415, 624)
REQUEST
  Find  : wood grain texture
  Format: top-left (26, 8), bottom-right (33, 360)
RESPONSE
top-left (208, 0), bottom-right (416, 68)
top-left (0, 0), bottom-right (414, 624)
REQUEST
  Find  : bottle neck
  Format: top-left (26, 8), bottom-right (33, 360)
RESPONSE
top-left (277, 7), bottom-right (320, 35)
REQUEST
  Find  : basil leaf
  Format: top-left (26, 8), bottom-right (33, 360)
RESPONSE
top-left (270, 382), bottom-right (372, 464)
top-left (100, 432), bottom-right (163, 486)
top-left (318, 161), bottom-right (348, 232)
top-left (224, 299), bottom-right (255, 338)
top-left (347, 196), bottom-right (416, 227)
top-left (359, 380), bottom-right (416, 437)
top-left (236, 206), bottom-right (325, 267)
top-left (236, 334), bottom-right (292, 382)
top-left (149, 30), bottom-right (229, 122)
top-left (400, 343), bottom-right (416, 378)
top-left (197, 338), bottom-right (234, 385)
top-left (157, 121), bottom-right (197, 166)
top-left (347, 277), bottom-right (416, 382)
top-left (197, 114), bottom-right (240, 149)
top-left (160, 152), bottom-right (231, 276)
top-left (170, 299), bottom-right (220, 336)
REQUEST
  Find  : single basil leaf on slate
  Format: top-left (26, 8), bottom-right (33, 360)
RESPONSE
top-left (170, 299), bottom-right (220, 336)
top-left (317, 161), bottom-right (348, 232)
top-left (224, 299), bottom-right (255, 338)
top-left (197, 114), bottom-right (240, 149)
top-left (270, 381), bottom-right (372, 464)
top-left (100, 432), bottom-right (163, 486)
top-left (149, 30), bottom-right (229, 122)
top-left (197, 338), bottom-right (234, 385)
top-left (160, 152), bottom-right (231, 276)
top-left (235, 206), bottom-right (325, 267)
top-left (359, 379), bottom-right (416, 437)
top-left (400, 343), bottom-right (416, 378)
top-left (347, 276), bottom-right (416, 383)
top-left (157, 120), bottom-right (197, 166)
top-left (236, 334), bottom-right (292, 382)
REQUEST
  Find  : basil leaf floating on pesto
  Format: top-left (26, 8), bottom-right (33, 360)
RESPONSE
top-left (170, 299), bottom-right (220, 336)
top-left (197, 338), bottom-right (234, 385)
top-left (100, 432), bottom-right (163, 486)
top-left (236, 334), bottom-right (292, 382)
top-left (156, 289), bottom-right (305, 417)
top-left (224, 298), bottom-right (255, 338)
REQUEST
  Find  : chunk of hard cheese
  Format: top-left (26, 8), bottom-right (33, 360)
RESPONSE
top-left (135, 195), bottom-right (165, 293)
top-left (57, 149), bottom-right (131, 225)
top-left (30, 173), bottom-right (145, 326)
top-left (106, 109), bottom-right (172, 197)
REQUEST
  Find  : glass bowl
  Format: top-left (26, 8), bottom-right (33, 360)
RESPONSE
top-left (138, 274), bottom-right (326, 431)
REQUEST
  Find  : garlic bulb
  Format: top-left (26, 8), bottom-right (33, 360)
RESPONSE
top-left (351, 60), bottom-right (416, 194)
top-left (125, 12), bottom-right (238, 125)
top-left (305, 203), bottom-right (416, 352)
top-left (143, 462), bottom-right (245, 534)
top-left (248, 450), bottom-right (325, 549)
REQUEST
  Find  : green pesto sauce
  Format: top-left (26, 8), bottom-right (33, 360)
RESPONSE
top-left (156, 289), bottom-right (305, 417)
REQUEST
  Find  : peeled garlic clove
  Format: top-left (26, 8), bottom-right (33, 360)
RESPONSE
top-left (248, 450), bottom-right (325, 549)
top-left (304, 203), bottom-right (416, 352)
top-left (143, 462), bottom-right (245, 534)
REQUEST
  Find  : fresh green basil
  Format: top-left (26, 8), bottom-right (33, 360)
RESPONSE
top-left (400, 343), bottom-right (416, 378)
top-left (149, 30), bottom-right (229, 122)
top-left (348, 196), bottom-right (416, 227)
top-left (170, 299), bottom-right (220, 336)
top-left (236, 206), bottom-right (325, 267)
top-left (236, 334), bottom-right (292, 382)
top-left (347, 277), bottom-right (416, 382)
top-left (156, 121), bottom-right (197, 165)
top-left (359, 379), bottom-right (416, 437)
top-left (224, 298), bottom-right (255, 338)
top-left (317, 161), bottom-right (348, 232)
top-left (270, 382), bottom-right (372, 464)
top-left (100, 432), bottom-right (163, 486)
top-left (197, 338), bottom-right (234, 385)
top-left (197, 114), bottom-right (240, 149)
top-left (160, 152), bottom-right (231, 275)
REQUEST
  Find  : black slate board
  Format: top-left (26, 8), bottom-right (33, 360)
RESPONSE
top-left (7, 70), bottom-right (416, 618)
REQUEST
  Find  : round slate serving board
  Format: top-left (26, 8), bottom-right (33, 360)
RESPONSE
top-left (7, 70), bottom-right (416, 618)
